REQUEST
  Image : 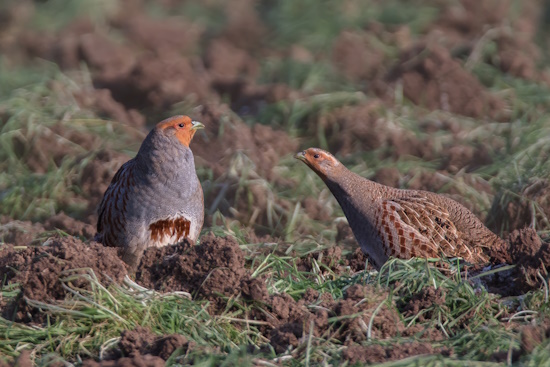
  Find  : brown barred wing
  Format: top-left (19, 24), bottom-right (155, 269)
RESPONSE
top-left (96, 159), bottom-right (136, 247)
top-left (373, 198), bottom-right (440, 260)
top-left (373, 194), bottom-right (488, 263)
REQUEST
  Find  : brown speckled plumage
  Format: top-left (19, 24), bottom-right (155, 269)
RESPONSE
top-left (295, 148), bottom-right (503, 269)
top-left (95, 115), bottom-right (205, 268)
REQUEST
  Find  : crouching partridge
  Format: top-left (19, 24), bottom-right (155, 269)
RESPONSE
top-left (295, 148), bottom-right (506, 269)
top-left (95, 115), bottom-right (205, 268)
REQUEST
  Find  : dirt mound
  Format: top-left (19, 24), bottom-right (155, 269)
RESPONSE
top-left (295, 245), bottom-right (373, 275)
top-left (509, 228), bottom-right (550, 288)
top-left (0, 237), bottom-right (127, 322)
top-left (264, 284), bottom-right (404, 353)
top-left (136, 233), bottom-right (264, 311)
top-left (387, 44), bottom-right (508, 120)
top-left (372, 167), bottom-right (402, 188)
top-left (481, 228), bottom-right (550, 296)
top-left (267, 292), bottom-right (322, 353)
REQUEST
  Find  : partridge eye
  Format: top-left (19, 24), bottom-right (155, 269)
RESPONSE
top-left (178, 123), bottom-right (185, 128)
top-left (314, 154), bottom-right (320, 159)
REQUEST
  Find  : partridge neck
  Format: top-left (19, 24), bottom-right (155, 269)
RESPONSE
top-left (136, 131), bottom-right (194, 177)
top-left (324, 166), bottom-right (390, 204)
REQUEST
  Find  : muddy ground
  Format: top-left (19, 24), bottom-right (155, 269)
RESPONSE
top-left (1, 0), bottom-right (550, 365)
top-left (1, 227), bottom-right (549, 365)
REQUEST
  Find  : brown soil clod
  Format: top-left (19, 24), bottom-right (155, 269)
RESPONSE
top-left (135, 233), bottom-right (265, 313)
top-left (479, 227), bottom-right (549, 296)
top-left (118, 327), bottom-right (190, 360)
top-left (399, 286), bottom-right (446, 322)
top-left (0, 236), bottom-right (127, 323)
top-left (509, 228), bottom-right (550, 288)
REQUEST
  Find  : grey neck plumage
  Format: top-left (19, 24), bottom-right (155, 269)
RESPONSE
top-left (135, 129), bottom-right (195, 177)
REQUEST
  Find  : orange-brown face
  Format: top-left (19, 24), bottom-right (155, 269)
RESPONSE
top-left (294, 148), bottom-right (340, 180)
top-left (156, 115), bottom-right (205, 147)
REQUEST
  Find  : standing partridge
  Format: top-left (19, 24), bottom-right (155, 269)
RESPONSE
top-left (295, 148), bottom-right (507, 269)
top-left (95, 115), bottom-right (205, 268)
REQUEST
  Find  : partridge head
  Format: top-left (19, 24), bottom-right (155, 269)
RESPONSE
top-left (295, 148), bottom-right (507, 269)
top-left (95, 115), bottom-right (205, 269)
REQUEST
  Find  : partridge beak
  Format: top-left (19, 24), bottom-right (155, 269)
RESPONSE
top-left (191, 121), bottom-right (205, 131)
top-left (294, 151), bottom-right (307, 162)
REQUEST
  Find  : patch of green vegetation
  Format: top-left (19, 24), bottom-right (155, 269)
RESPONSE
top-left (2, 254), bottom-right (547, 366)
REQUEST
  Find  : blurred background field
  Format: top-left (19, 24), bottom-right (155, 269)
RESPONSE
top-left (1, 0), bottom-right (550, 366)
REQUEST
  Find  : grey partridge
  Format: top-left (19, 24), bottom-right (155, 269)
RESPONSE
top-left (295, 148), bottom-right (506, 269)
top-left (95, 115), bottom-right (205, 268)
